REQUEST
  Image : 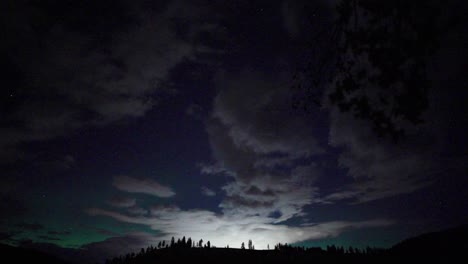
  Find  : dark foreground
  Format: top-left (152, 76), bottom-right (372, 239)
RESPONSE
top-left (1, 225), bottom-right (466, 264)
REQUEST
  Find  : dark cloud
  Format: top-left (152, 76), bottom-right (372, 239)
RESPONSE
top-left (113, 176), bottom-right (175, 198)
top-left (31, 154), bottom-right (77, 172)
top-left (47, 230), bottom-right (71, 236)
top-left (321, 108), bottom-right (435, 203)
top-left (245, 186), bottom-right (275, 197)
top-left (16, 222), bottom-right (44, 231)
top-left (108, 196), bottom-right (137, 208)
top-left (0, 194), bottom-right (27, 218)
top-left (79, 225), bottom-right (120, 237)
top-left (319, 7), bottom-right (468, 204)
top-left (211, 70), bottom-right (323, 158)
top-left (205, 69), bottom-right (323, 222)
top-left (38, 235), bottom-right (61, 241)
top-left (127, 206), bottom-right (149, 216)
top-left (0, 0), bottom-right (220, 162)
top-left (0, 231), bottom-right (17, 241)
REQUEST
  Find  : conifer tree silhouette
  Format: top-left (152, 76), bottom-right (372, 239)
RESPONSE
top-left (187, 237), bottom-right (192, 248)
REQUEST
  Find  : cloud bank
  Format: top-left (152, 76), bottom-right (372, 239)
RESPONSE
top-left (204, 70), bottom-right (324, 223)
top-left (85, 68), bottom-right (393, 255)
top-left (87, 206), bottom-right (392, 250)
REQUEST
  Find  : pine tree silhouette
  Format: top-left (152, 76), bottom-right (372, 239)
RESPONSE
top-left (187, 237), bottom-right (192, 248)
top-left (103, 228), bottom-right (465, 264)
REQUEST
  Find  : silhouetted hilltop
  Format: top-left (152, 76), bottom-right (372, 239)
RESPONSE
top-left (0, 243), bottom-right (69, 264)
top-left (104, 225), bottom-right (468, 264)
top-left (3, 225), bottom-right (467, 264)
top-left (391, 224), bottom-right (468, 255)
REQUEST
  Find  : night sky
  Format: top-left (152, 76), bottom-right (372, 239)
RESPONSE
top-left (1, 0), bottom-right (467, 262)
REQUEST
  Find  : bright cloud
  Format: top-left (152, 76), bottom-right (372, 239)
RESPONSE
top-left (86, 206), bottom-right (393, 249)
top-left (201, 187), bottom-right (216, 197)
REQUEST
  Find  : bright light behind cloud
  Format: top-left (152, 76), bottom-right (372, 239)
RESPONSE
top-left (86, 68), bottom-right (397, 251)
top-left (87, 206), bottom-right (392, 249)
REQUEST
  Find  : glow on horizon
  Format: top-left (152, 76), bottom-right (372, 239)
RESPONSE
top-left (87, 207), bottom-right (393, 250)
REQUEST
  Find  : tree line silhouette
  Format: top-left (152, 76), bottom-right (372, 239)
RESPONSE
top-left (2, 225), bottom-right (466, 264)
top-left (104, 236), bottom-right (389, 264)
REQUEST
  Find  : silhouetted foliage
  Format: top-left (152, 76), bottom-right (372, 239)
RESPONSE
top-left (248, 239), bottom-right (253, 250)
top-left (296, 0), bottom-right (452, 140)
top-left (101, 226), bottom-right (467, 264)
top-left (187, 237), bottom-right (192, 248)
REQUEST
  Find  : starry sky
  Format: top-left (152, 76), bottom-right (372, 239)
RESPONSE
top-left (1, 0), bottom-right (467, 262)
